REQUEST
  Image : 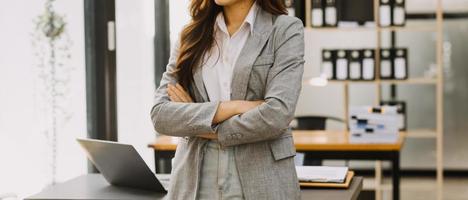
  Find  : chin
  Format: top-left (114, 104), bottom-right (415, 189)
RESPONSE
top-left (214, 0), bottom-right (241, 6)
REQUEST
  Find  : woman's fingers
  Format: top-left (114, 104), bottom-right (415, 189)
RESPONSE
top-left (167, 84), bottom-right (184, 102)
top-left (171, 84), bottom-right (189, 102)
top-left (175, 83), bottom-right (193, 102)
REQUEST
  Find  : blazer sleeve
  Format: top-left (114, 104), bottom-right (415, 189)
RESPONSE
top-left (216, 18), bottom-right (305, 147)
top-left (150, 39), bottom-right (219, 137)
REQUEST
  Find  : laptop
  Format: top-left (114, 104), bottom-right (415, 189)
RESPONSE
top-left (77, 138), bottom-right (168, 192)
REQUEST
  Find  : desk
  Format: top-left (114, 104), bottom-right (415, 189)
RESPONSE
top-left (148, 130), bottom-right (404, 200)
top-left (26, 174), bottom-right (363, 200)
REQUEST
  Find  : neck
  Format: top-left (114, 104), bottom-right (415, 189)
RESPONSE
top-left (223, 0), bottom-right (255, 28)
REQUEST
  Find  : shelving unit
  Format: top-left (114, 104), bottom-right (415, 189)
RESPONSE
top-left (303, 0), bottom-right (444, 199)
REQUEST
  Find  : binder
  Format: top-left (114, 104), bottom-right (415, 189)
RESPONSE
top-left (393, 48), bottom-right (408, 79)
top-left (324, 0), bottom-right (338, 27)
top-left (322, 49), bottom-right (335, 79)
top-left (379, 0), bottom-right (392, 27)
top-left (348, 50), bottom-right (362, 80)
top-left (380, 49), bottom-right (393, 79)
top-left (311, 0), bottom-right (324, 27)
top-left (285, 0), bottom-right (296, 17)
top-left (336, 50), bottom-right (348, 80)
top-left (362, 49), bottom-right (375, 80)
top-left (392, 0), bottom-right (406, 26)
top-left (338, 0), bottom-right (375, 26)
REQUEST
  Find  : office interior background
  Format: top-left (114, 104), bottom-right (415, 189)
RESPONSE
top-left (1, 0), bottom-right (468, 199)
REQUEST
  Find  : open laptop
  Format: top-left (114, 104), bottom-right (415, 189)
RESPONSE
top-left (77, 138), bottom-right (168, 192)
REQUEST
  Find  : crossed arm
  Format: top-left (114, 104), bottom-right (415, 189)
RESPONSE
top-left (151, 18), bottom-right (304, 147)
top-left (165, 83), bottom-right (262, 139)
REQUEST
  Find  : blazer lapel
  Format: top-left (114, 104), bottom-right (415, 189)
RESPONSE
top-left (193, 67), bottom-right (209, 102)
top-left (231, 9), bottom-right (274, 100)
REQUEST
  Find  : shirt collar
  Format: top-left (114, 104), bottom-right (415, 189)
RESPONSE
top-left (215, 2), bottom-right (258, 35)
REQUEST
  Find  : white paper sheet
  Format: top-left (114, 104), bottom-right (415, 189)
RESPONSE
top-left (296, 166), bottom-right (349, 183)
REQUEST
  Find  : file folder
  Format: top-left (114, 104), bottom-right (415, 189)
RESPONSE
top-left (379, 0), bottom-right (392, 27)
top-left (296, 166), bottom-right (349, 183)
top-left (362, 49), bottom-right (376, 80)
top-left (393, 48), bottom-right (408, 79)
top-left (324, 0), bottom-right (338, 27)
top-left (336, 50), bottom-right (348, 80)
top-left (311, 0), bottom-right (324, 27)
top-left (393, 0), bottom-right (406, 26)
top-left (348, 50), bottom-right (362, 80)
top-left (381, 100), bottom-right (407, 131)
top-left (322, 49), bottom-right (335, 79)
top-left (338, 0), bottom-right (374, 26)
top-left (380, 49), bottom-right (393, 79)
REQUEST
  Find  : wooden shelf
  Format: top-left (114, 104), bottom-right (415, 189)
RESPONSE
top-left (380, 26), bottom-right (437, 32)
top-left (305, 0), bottom-right (445, 198)
top-left (305, 26), bottom-right (376, 32)
top-left (380, 78), bottom-right (438, 85)
top-left (326, 78), bottom-right (437, 85)
top-left (404, 129), bottom-right (438, 138)
top-left (305, 25), bottom-right (437, 33)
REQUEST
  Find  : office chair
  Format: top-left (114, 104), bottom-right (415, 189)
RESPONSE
top-left (291, 116), bottom-right (345, 166)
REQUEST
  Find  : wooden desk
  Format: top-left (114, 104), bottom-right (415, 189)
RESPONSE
top-left (26, 174), bottom-right (363, 200)
top-left (148, 130), bottom-right (405, 200)
top-left (149, 130), bottom-right (404, 151)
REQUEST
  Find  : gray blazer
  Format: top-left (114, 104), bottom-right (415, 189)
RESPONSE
top-left (151, 8), bottom-right (304, 200)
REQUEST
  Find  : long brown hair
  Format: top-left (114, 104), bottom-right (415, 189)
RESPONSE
top-left (174, 0), bottom-right (287, 93)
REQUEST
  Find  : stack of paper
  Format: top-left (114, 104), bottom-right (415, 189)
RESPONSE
top-left (348, 105), bottom-right (400, 143)
top-left (296, 166), bottom-right (349, 183)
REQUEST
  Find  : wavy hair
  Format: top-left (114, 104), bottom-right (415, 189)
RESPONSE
top-left (174, 0), bottom-right (287, 93)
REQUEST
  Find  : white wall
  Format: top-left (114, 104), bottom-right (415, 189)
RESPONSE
top-left (0, 0), bottom-right (86, 198)
top-left (115, 0), bottom-right (156, 171)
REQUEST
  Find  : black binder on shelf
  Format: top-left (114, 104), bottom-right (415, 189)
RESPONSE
top-left (380, 100), bottom-right (407, 131)
top-left (379, 0), bottom-right (392, 27)
top-left (348, 50), bottom-right (362, 80)
top-left (380, 49), bottom-right (393, 79)
top-left (337, 0), bottom-right (374, 26)
top-left (336, 50), bottom-right (348, 80)
top-left (285, 0), bottom-right (306, 26)
top-left (392, 0), bottom-right (406, 26)
top-left (311, 0), bottom-right (324, 27)
top-left (324, 0), bottom-right (338, 27)
top-left (393, 48), bottom-right (408, 80)
top-left (322, 49), bottom-right (336, 79)
top-left (361, 49), bottom-right (376, 80)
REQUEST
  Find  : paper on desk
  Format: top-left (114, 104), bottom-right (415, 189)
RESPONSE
top-left (296, 166), bottom-right (349, 183)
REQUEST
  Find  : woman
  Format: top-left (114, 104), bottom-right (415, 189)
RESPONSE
top-left (151, 0), bottom-right (304, 199)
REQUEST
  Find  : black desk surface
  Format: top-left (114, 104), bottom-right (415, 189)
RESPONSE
top-left (26, 174), bottom-right (362, 200)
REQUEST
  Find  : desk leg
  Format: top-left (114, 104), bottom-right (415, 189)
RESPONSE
top-left (154, 150), bottom-right (162, 173)
top-left (154, 150), bottom-right (175, 174)
top-left (392, 151), bottom-right (400, 200)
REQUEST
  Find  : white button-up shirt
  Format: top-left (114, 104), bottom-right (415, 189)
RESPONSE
top-left (202, 3), bottom-right (258, 102)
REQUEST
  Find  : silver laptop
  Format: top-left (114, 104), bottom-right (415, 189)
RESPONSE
top-left (77, 138), bottom-right (168, 192)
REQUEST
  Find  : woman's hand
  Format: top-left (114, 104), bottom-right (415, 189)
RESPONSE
top-left (167, 83), bottom-right (218, 139)
top-left (166, 83), bottom-right (263, 140)
top-left (167, 83), bottom-right (193, 103)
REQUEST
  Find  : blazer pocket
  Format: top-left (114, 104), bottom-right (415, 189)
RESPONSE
top-left (253, 54), bottom-right (274, 67)
top-left (269, 135), bottom-right (296, 161)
